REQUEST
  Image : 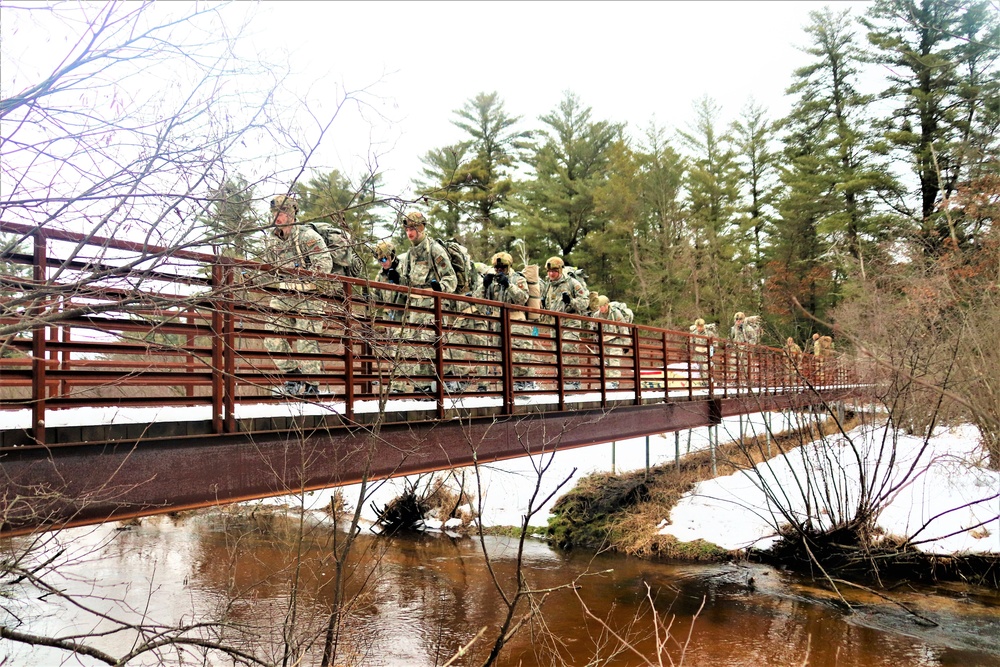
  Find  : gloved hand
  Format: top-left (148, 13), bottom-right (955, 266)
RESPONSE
top-left (386, 268), bottom-right (400, 284)
top-left (561, 292), bottom-right (571, 305)
top-left (482, 272), bottom-right (494, 290)
top-left (430, 279), bottom-right (442, 292)
top-left (495, 272), bottom-right (509, 288)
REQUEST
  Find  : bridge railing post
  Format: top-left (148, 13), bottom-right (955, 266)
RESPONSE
top-left (659, 331), bottom-right (669, 404)
top-left (631, 325), bottom-right (641, 406)
top-left (184, 306), bottom-right (196, 399)
top-left (30, 228), bottom-right (48, 446)
top-left (686, 334), bottom-right (694, 401)
top-left (500, 306), bottom-right (513, 413)
top-left (554, 314), bottom-right (565, 409)
top-left (343, 281), bottom-right (355, 421)
top-left (597, 320), bottom-right (607, 408)
top-left (222, 260), bottom-right (237, 433)
top-left (433, 294), bottom-right (445, 418)
top-left (210, 261), bottom-right (225, 434)
top-left (707, 338), bottom-right (715, 399)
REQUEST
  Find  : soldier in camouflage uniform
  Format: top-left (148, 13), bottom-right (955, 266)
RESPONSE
top-left (263, 195), bottom-right (332, 397)
top-left (784, 336), bottom-right (803, 382)
top-left (689, 318), bottom-right (715, 386)
top-left (729, 311), bottom-right (760, 385)
top-left (593, 294), bottom-right (629, 387)
top-left (540, 257), bottom-right (590, 388)
top-left (394, 211), bottom-right (456, 394)
top-left (816, 334), bottom-right (835, 384)
top-left (373, 240), bottom-right (407, 321)
top-left (478, 251), bottom-right (535, 390)
top-left (442, 245), bottom-right (483, 393)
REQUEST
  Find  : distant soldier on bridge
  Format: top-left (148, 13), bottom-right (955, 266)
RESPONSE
top-left (263, 194), bottom-right (332, 398)
top-left (479, 251), bottom-right (534, 390)
top-left (541, 256), bottom-right (590, 389)
top-left (593, 294), bottom-right (632, 388)
top-left (395, 211), bottom-right (456, 394)
top-left (373, 239), bottom-right (406, 321)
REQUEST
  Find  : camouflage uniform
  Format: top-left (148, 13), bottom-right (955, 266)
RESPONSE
top-left (784, 336), bottom-right (803, 381)
top-left (729, 312), bottom-right (759, 384)
top-left (593, 295), bottom-right (630, 384)
top-left (689, 318), bottom-right (716, 385)
top-left (729, 312), bottom-right (760, 345)
top-left (443, 254), bottom-right (484, 391)
top-left (263, 196), bottom-right (332, 394)
top-left (541, 257), bottom-right (590, 384)
top-left (478, 252), bottom-right (533, 387)
top-left (816, 335), bottom-right (835, 383)
top-left (395, 213), bottom-right (456, 392)
top-left (373, 240), bottom-right (406, 321)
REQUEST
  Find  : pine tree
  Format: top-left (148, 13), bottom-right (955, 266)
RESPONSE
top-left (414, 93), bottom-right (530, 258)
top-left (777, 4), bottom-right (901, 311)
top-left (413, 143), bottom-right (469, 240)
top-left (731, 99), bottom-right (781, 314)
top-left (862, 0), bottom-right (1000, 254)
top-left (679, 96), bottom-right (746, 325)
top-left (514, 91), bottom-right (623, 265)
top-left (595, 124), bottom-right (690, 326)
top-left (293, 169), bottom-right (385, 250)
top-left (451, 92), bottom-right (532, 253)
top-left (767, 139), bottom-right (838, 340)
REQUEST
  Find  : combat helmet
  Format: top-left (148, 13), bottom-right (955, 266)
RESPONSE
top-left (491, 252), bottom-right (513, 269)
top-left (270, 194), bottom-right (298, 216)
top-left (401, 211), bottom-right (427, 229)
top-left (374, 240), bottom-right (396, 261)
top-left (545, 256), bottom-right (564, 271)
top-left (588, 291), bottom-right (600, 312)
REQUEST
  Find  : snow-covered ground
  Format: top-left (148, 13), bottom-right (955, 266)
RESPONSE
top-left (659, 422), bottom-right (1000, 556)
top-left (301, 409), bottom-right (798, 530)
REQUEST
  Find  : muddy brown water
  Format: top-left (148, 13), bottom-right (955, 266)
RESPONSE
top-left (2, 513), bottom-right (998, 666)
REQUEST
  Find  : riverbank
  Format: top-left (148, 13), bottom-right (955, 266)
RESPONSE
top-left (545, 415), bottom-right (1000, 588)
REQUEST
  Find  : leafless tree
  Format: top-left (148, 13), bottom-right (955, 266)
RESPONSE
top-left (0, 2), bottom-right (408, 664)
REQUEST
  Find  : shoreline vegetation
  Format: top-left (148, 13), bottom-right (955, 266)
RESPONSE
top-left (540, 414), bottom-right (1000, 590)
top-left (174, 409), bottom-right (998, 591)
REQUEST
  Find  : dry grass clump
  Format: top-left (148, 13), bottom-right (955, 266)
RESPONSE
top-left (549, 410), bottom-right (863, 561)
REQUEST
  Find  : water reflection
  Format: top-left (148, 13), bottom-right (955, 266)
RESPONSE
top-left (2, 512), bottom-right (998, 666)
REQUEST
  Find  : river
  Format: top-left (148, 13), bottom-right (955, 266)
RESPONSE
top-left (2, 511), bottom-right (998, 666)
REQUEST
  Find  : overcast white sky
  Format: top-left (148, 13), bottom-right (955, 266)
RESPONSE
top-left (1, 1), bottom-right (881, 210)
top-left (250, 0), bottom-right (880, 198)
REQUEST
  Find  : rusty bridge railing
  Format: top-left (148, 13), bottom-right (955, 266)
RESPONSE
top-left (0, 221), bottom-right (862, 449)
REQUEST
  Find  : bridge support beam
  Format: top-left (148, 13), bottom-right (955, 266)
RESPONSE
top-left (0, 391), bottom-right (853, 537)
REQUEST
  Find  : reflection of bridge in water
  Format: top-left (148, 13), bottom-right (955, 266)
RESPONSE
top-left (0, 221), bottom-right (863, 536)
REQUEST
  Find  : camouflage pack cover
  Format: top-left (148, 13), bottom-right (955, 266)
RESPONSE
top-left (307, 222), bottom-right (366, 277)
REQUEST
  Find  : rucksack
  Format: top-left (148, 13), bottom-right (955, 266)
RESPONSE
top-left (741, 315), bottom-right (762, 345)
top-left (563, 266), bottom-right (589, 294)
top-left (610, 301), bottom-right (633, 325)
top-left (308, 222), bottom-right (366, 278)
top-left (432, 237), bottom-right (475, 294)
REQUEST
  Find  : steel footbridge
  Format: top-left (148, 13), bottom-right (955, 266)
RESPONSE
top-left (0, 221), bottom-right (864, 536)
